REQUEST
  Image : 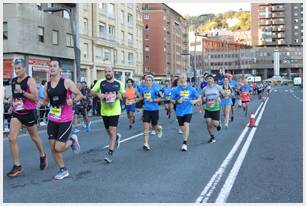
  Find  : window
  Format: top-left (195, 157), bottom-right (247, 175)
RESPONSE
top-left (99, 3), bottom-right (106, 14)
top-left (294, 25), bottom-right (299, 30)
top-left (95, 47), bottom-right (102, 60)
top-left (144, 14), bottom-right (149, 19)
top-left (144, 24), bottom-right (149, 30)
top-left (128, 13), bottom-right (133, 26)
top-left (83, 43), bottom-right (88, 59)
top-left (66, 33), bottom-right (73, 47)
top-left (128, 52), bottom-right (133, 65)
top-left (63, 10), bottom-right (70, 19)
top-left (104, 49), bottom-right (111, 63)
top-left (144, 4), bottom-right (149, 10)
top-left (83, 18), bottom-right (88, 34)
top-left (127, 3), bottom-right (133, 9)
top-left (52, 30), bottom-right (58, 45)
top-left (145, 56), bottom-right (150, 61)
top-left (108, 3), bottom-right (115, 18)
top-left (121, 30), bottom-right (124, 44)
top-left (295, 39), bottom-right (299, 43)
top-left (120, 10), bottom-right (125, 24)
top-left (114, 50), bottom-right (117, 63)
top-left (121, 51), bottom-right (125, 63)
top-left (109, 25), bottom-right (115, 41)
top-left (294, 19), bottom-right (299, 23)
top-left (145, 34), bottom-right (149, 40)
top-left (128, 33), bottom-right (133, 47)
top-left (38, 26), bottom-right (44, 42)
top-left (3, 22), bottom-right (8, 40)
top-left (145, 46), bottom-right (150, 51)
top-left (99, 22), bottom-right (106, 38)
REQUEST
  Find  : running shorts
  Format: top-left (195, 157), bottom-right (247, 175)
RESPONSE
top-left (177, 114), bottom-right (192, 126)
top-left (102, 115), bottom-right (120, 129)
top-left (143, 110), bottom-right (159, 126)
top-left (12, 110), bottom-right (37, 127)
top-left (47, 120), bottom-right (72, 142)
top-left (204, 110), bottom-right (221, 121)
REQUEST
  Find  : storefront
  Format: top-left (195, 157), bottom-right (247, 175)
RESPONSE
top-left (28, 57), bottom-right (50, 84)
top-left (3, 59), bottom-right (13, 80)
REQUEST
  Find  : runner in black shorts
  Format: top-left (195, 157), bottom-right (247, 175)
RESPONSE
top-left (39, 58), bottom-right (84, 180)
top-left (91, 66), bottom-right (125, 163)
top-left (139, 75), bottom-right (163, 151)
top-left (6, 58), bottom-right (47, 177)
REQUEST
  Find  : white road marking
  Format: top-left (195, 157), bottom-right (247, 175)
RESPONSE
top-left (285, 90), bottom-right (288, 92)
top-left (103, 133), bottom-right (144, 149)
top-left (195, 101), bottom-right (265, 203)
top-left (215, 97), bottom-right (269, 203)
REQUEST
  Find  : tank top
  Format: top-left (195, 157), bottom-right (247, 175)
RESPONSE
top-left (47, 78), bottom-right (73, 123)
top-left (125, 87), bottom-right (136, 105)
top-left (222, 85), bottom-right (232, 99)
top-left (11, 76), bottom-right (36, 114)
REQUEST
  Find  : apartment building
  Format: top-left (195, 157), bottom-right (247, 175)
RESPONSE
top-left (142, 3), bottom-right (189, 80)
top-left (79, 3), bottom-right (143, 85)
top-left (251, 3), bottom-right (303, 47)
top-left (3, 3), bottom-right (75, 84)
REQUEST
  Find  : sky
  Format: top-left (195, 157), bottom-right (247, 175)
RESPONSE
top-left (166, 3), bottom-right (250, 16)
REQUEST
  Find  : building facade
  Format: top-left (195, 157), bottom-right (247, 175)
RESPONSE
top-left (79, 3), bottom-right (143, 85)
top-left (251, 3), bottom-right (303, 47)
top-left (203, 46), bottom-right (303, 79)
top-left (142, 3), bottom-right (189, 80)
top-left (3, 3), bottom-right (75, 84)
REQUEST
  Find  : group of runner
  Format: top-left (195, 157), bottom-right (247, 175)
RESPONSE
top-left (6, 57), bottom-right (266, 180)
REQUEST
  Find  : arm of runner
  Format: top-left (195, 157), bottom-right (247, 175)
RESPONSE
top-left (38, 84), bottom-right (50, 107)
top-left (191, 87), bottom-right (201, 105)
top-left (65, 79), bottom-right (84, 105)
top-left (22, 77), bottom-right (38, 102)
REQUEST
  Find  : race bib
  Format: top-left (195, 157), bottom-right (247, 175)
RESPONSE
top-left (166, 96), bottom-right (171, 100)
top-left (126, 99), bottom-right (134, 105)
top-left (105, 92), bottom-right (117, 104)
top-left (144, 92), bottom-right (151, 100)
top-left (14, 99), bottom-right (24, 111)
top-left (224, 89), bottom-right (231, 98)
top-left (180, 90), bottom-right (190, 101)
top-left (49, 106), bottom-right (62, 119)
top-left (207, 99), bottom-right (217, 108)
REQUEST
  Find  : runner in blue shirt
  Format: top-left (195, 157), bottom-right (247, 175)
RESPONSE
top-left (139, 75), bottom-right (163, 151)
top-left (228, 74), bottom-right (238, 121)
top-left (171, 73), bottom-right (201, 151)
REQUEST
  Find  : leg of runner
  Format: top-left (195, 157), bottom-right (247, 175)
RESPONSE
top-left (206, 118), bottom-right (216, 143)
top-left (83, 112), bottom-right (91, 132)
top-left (181, 121), bottom-right (190, 151)
top-left (72, 113), bottom-right (80, 133)
top-left (224, 104), bottom-right (231, 128)
top-left (7, 118), bottom-right (24, 177)
top-left (27, 124), bottom-right (48, 169)
top-left (231, 98), bottom-right (235, 121)
top-left (143, 122), bottom-right (151, 151)
top-left (104, 124), bottom-right (121, 163)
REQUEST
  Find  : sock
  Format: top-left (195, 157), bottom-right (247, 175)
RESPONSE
top-left (183, 140), bottom-right (187, 145)
top-left (108, 149), bottom-right (113, 155)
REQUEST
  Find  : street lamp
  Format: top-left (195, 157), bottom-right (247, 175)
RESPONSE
top-left (43, 6), bottom-right (80, 82)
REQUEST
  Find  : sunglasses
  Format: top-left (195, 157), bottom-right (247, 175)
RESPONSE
top-left (14, 58), bottom-right (25, 65)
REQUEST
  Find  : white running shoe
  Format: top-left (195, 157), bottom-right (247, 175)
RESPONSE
top-left (178, 129), bottom-right (183, 134)
top-left (181, 144), bottom-right (187, 151)
top-left (71, 134), bottom-right (80, 154)
top-left (151, 130), bottom-right (156, 135)
top-left (157, 126), bottom-right (163, 138)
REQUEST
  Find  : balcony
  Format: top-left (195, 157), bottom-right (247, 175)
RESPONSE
top-left (272, 19), bottom-right (285, 25)
top-left (277, 39), bottom-right (285, 45)
top-left (259, 20), bottom-right (272, 26)
top-left (272, 6), bottom-right (285, 11)
top-left (272, 25), bottom-right (285, 31)
top-left (272, 12), bottom-right (285, 18)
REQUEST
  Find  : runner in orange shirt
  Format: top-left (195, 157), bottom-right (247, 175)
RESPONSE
top-left (125, 78), bottom-right (137, 129)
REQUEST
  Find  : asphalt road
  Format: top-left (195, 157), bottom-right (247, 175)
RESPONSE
top-left (3, 86), bottom-right (303, 203)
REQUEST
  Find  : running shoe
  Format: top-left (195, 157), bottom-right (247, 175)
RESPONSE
top-left (40, 153), bottom-right (48, 170)
top-left (7, 165), bottom-right (23, 177)
top-left (208, 137), bottom-right (216, 143)
top-left (104, 152), bottom-right (113, 163)
top-left (115, 133), bottom-right (122, 149)
top-left (231, 116), bottom-right (234, 122)
top-left (181, 144), bottom-right (188, 151)
top-left (151, 130), bottom-right (156, 135)
top-left (157, 126), bottom-right (163, 138)
top-left (53, 168), bottom-right (69, 180)
top-left (143, 143), bottom-right (151, 151)
top-left (71, 134), bottom-right (80, 154)
top-left (86, 121), bottom-right (92, 132)
top-left (224, 123), bottom-right (229, 129)
top-left (129, 125), bottom-right (132, 129)
top-left (39, 121), bottom-right (47, 126)
top-left (178, 129), bottom-right (183, 134)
